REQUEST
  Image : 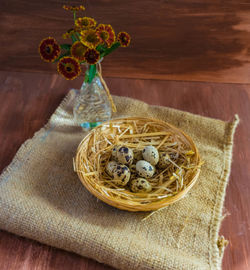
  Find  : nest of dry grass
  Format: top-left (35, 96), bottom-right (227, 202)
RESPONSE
top-left (74, 117), bottom-right (201, 212)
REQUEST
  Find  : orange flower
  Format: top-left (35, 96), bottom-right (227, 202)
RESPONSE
top-left (84, 48), bottom-right (100, 64)
top-left (80, 29), bottom-right (100, 48)
top-left (75, 17), bottom-right (97, 29)
top-left (71, 41), bottom-right (88, 61)
top-left (57, 57), bottom-right (81, 80)
top-left (96, 24), bottom-right (115, 48)
top-left (117, 32), bottom-right (131, 47)
top-left (39, 37), bottom-right (60, 62)
top-left (63, 5), bottom-right (85, 11)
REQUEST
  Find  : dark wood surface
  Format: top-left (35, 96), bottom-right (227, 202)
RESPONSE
top-left (0, 70), bottom-right (249, 269)
top-left (2, 0), bottom-right (250, 83)
top-left (1, 0), bottom-right (250, 268)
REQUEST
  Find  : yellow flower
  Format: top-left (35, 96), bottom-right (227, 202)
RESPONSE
top-left (117, 32), bottom-right (131, 47)
top-left (57, 57), bottom-right (81, 80)
top-left (39, 37), bottom-right (60, 62)
top-left (62, 31), bottom-right (73, 39)
top-left (62, 33), bottom-right (70, 39)
top-left (80, 29), bottom-right (100, 48)
top-left (63, 5), bottom-right (85, 11)
top-left (75, 17), bottom-right (97, 29)
top-left (96, 24), bottom-right (115, 48)
top-left (71, 41), bottom-right (88, 61)
top-left (84, 48), bottom-right (100, 65)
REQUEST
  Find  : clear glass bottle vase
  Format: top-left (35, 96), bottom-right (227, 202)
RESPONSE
top-left (73, 72), bottom-right (112, 129)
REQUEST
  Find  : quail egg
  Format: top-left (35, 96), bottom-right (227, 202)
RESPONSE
top-left (129, 164), bottom-right (137, 180)
top-left (117, 146), bottom-right (134, 165)
top-left (130, 178), bottom-right (152, 193)
top-left (158, 153), bottom-right (171, 168)
top-left (111, 145), bottom-right (119, 161)
top-left (169, 152), bottom-right (179, 161)
top-left (136, 160), bottom-right (155, 178)
top-left (112, 164), bottom-right (131, 186)
top-left (133, 149), bottom-right (143, 163)
top-left (106, 161), bottom-right (118, 176)
top-left (158, 152), bottom-right (179, 168)
top-left (142, 145), bottom-right (159, 165)
top-left (129, 164), bottom-right (137, 174)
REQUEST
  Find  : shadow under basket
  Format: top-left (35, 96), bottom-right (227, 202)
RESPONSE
top-left (74, 117), bottom-right (201, 212)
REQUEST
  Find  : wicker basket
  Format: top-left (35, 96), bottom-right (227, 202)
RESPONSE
top-left (74, 117), bottom-right (201, 212)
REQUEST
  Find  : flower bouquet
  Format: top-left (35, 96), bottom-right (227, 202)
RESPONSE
top-left (39, 4), bottom-right (131, 128)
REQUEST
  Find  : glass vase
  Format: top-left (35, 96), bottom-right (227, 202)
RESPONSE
top-left (73, 73), bottom-right (112, 129)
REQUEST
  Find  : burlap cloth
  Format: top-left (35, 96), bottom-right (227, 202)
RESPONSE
top-left (0, 90), bottom-right (239, 270)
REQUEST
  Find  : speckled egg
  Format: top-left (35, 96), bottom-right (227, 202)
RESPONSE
top-left (112, 164), bottom-right (131, 186)
top-left (129, 164), bottom-right (137, 174)
top-left (106, 161), bottom-right (118, 176)
top-left (158, 152), bottom-right (179, 168)
top-left (117, 146), bottom-right (134, 165)
top-left (169, 152), bottom-right (179, 161)
top-left (158, 153), bottom-right (171, 168)
top-left (136, 160), bottom-right (155, 178)
top-left (142, 146), bottom-right (159, 165)
top-left (111, 145), bottom-right (119, 161)
top-left (130, 178), bottom-right (152, 193)
top-left (133, 149), bottom-right (143, 163)
top-left (128, 164), bottom-right (137, 180)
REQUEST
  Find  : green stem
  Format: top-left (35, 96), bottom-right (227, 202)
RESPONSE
top-left (73, 11), bottom-right (76, 22)
top-left (71, 33), bottom-right (79, 43)
top-left (84, 73), bottom-right (89, 83)
top-left (75, 32), bottom-right (81, 40)
top-left (88, 64), bottom-right (96, 83)
top-left (101, 42), bottom-right (121, 57)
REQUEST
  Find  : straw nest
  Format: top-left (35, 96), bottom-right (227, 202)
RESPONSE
top-left (74, 117), bottom-right (201, 212)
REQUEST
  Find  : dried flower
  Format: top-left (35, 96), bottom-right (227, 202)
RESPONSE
top-left (39, 37), bottom-right (60, 62)
top-left (84, 48), bottom-right (100, 64)
top-left (63, 5), bottom-right (85, 11)
top-left (117, 32), bottom-right (131, 47)
top-left (57, 57), bottom-right (81, 80)
top-left (71, 41), bottom-right (88, 61)
top-left (80, 29), bottom-right (100, 48)
top-left (96, 24), bottom-right (115, 48)
top-left (75, 17), bottom-right (97, 29)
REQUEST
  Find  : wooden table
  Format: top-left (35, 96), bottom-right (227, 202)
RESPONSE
top-left (1, 0), bottom-right (250, 268)
top-left (0, 70), bottom-right (249, 270)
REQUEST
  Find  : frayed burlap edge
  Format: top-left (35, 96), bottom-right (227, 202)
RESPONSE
top-left (209, 115), bottom-right (239, 270)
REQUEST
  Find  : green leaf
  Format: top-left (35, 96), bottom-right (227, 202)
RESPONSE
top-left (88, 65), bottom-right (96, 83)
top-left (101, 42), bottom-right (120, 57)
top-left (60, 44), bottom-right (71, 50)
top-left (53, 51), bottom-right (71, 62)
top-left (96, 44), bottom-right (107, 53)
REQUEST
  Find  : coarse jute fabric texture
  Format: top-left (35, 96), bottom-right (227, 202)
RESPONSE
top-left (0, 90), bottom-right (239, 270)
